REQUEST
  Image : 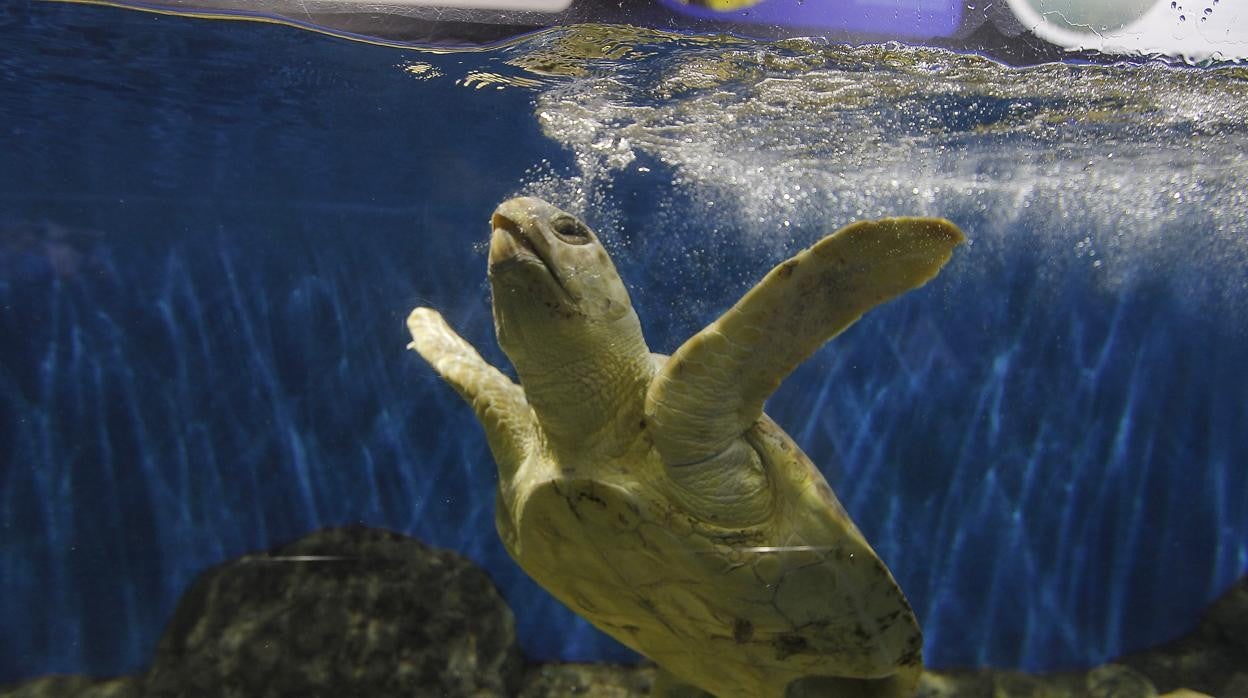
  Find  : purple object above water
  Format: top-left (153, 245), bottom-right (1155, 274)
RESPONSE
top-left (657, 0), bottom-right (964, 39)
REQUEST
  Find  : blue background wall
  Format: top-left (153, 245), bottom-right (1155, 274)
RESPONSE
top-left (2, 0), bottom-right (1246, 684)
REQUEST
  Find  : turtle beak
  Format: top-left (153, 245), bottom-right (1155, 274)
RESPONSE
top-left (489, 212), bottom-right (540, 268)
top-left (487, 197), bottom-right (576, 301)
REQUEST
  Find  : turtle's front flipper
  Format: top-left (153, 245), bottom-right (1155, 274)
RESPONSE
top-left (407, 307), bottom-right (534, 475)
top-left (645, 218), bottom-right (964, 467)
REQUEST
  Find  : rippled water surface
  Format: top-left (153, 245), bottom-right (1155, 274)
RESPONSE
top-left (2, 0), bottom-right (1247, 683)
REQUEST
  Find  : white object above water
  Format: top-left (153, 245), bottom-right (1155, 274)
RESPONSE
top-left (1006, 0), bottom-right (1246, 62)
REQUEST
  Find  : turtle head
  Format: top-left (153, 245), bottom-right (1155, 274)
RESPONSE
top-left (488, 197), bottom-right (634, 327)
top-left (487, 196), bottom-right (652, 443)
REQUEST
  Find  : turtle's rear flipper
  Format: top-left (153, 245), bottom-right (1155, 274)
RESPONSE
top-left (645, 218), bottom-right (964, 467)
top-left (407, 307), bottom-right (535, 474)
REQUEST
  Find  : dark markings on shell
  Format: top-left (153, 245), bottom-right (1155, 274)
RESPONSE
top-left (573, 592), bottom-right (598, 614)
top-left (851, 623), bottom-right (871, 643)
top-left (893, 632), bottom-right (924, 667)
top-left (576, 490), bottom-right (607, 509)
top-left (878, 609), bottom-right (903, 627)
top-left (870, 557), bottom-right (891, 580)
top-left (705, 528), bottom-right (766, 547)
top-left (555, 487), bottom-right (584, 523)
top-left (777, 259), bottom-right (798, 279)
top-left (899, 597), bottom-right (915, 618)
top-left (639, 596), bottom-right (681, 637)
top-left (538, 515), bottom-right (559, 539)
top-left (774, 633), bottom-right (810, 660)
top-left (732, 618), bottom-right (754, 644)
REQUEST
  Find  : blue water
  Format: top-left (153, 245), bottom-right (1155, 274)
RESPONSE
top-left (2, 0), bottom-right (1247, 686)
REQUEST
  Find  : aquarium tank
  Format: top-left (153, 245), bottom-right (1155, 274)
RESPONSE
top-left (2, 0), bottom-right (1246, 696)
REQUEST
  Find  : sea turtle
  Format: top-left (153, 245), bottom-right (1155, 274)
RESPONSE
top-left (407, 196), bottom-right (963, 697)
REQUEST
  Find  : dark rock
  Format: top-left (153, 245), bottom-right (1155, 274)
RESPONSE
top-left (6, 536), bottom-right (1239, 698)
top-left (0, 676), bottom-right (140, 698)
top-left (1118, 576), bottom-right (1248, 697)
top-left (515, 662), bottom-right (1164, 698)
top-left (917, 664), bottom-right (1156, 698)
top-left (1086, 664), bottom-right (1160, 698)
top-left (143, 526), bottom-right (524, 697)
top-left (916, 669), bottom-right (992, 698)
top-left (518, 662), bottom-right (656, 697)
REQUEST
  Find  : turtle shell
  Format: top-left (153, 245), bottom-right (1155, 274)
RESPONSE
top-left (501, 414), bottom-right (922, 698)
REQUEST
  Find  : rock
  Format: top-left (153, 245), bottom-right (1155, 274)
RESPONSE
top-left (1227, 674), bottom-right (1248, 697)
top-left (4, 539), bottom-right (1241, 698)
top-left (518, 662), bottom-right (656, 697)
top-left (514, 662), bottom-right (1164, 698)
top-left (1118, 576), bottom-right (1248, 698)
top-left (916, 669), bottom-right (992, 697)
top-left (1085, 664), bottom-right (1158, 698)
top-left (0, 676), bottom-right (140, 698)
top-left (918, 664), bottom-right (1155, 698)
top-left (143, 526), bottom-right (524, 697)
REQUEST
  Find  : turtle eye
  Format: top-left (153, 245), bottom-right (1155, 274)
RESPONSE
top-left (550, 215), bottom-right (592, 245)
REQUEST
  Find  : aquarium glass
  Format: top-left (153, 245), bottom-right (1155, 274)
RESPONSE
top-left (1, 0), bottom-right (1246, 692)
